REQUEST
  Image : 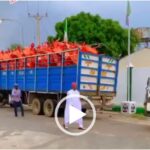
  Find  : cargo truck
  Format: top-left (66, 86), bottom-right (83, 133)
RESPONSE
top-left (0, 49), bottom-right (118, 117)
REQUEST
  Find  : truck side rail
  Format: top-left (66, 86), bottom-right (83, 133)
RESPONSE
top-left (0, 48), bottom-right (80, 93)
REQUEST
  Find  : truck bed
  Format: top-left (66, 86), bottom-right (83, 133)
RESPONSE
top-left (0, 51), bottom-right (118, 96)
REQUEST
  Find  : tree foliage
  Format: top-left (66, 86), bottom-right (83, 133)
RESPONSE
top-left (47, 35), bottom-right (55, 43)
top-left (48, 12), bottom-right (140, 58)
top-left (9, 43), bottom-right (23, 50)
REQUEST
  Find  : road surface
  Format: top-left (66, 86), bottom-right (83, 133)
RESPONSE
top-left (0, 107), bottom-right (150, 149)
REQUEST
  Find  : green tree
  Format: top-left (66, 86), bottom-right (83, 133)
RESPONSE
top-left (47, 35), bottom-right (55, 43)
top-left (9, 43), bottom-right (23, 50)
top-left (49, 12), bottom-right (139, 58)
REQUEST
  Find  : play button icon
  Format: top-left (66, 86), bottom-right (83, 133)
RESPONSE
top-left (69, 105), bottom-right (86, 124)
top-left (55, 94), bottom-right (96, 136)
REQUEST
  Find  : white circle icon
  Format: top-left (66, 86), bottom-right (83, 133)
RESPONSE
top-left (55, 94), bottom-right (96, 136)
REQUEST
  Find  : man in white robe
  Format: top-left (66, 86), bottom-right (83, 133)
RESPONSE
top-left (64, 82), bottom-right (84, 130)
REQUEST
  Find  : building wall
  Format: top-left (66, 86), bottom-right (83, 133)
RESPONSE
top-left (114, 48), bottom-right (150, 106)
top-left (119, 48), bottom-right (150, 69)
top-left (115, 68), bottom-right (150, 106)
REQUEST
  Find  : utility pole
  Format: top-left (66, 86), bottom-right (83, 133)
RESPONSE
top-left (28, 12), bottom-right (48, 45)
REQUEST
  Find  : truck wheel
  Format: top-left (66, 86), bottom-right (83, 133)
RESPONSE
top-left (43, 99), bottom-right (55, 117)
top-left (2, 98), bottom-right (7, 106)
top-left (0, 93), bottom-right (3, 103)
top-left (32, 98), bottom-right (42, 115)
top-left (82, 108), bottom-right (87, 113)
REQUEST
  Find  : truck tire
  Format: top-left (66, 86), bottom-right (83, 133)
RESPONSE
top-left (32, 98), bottom-right (43, 115)
top-left (43, 99), bottom-right (55, 117)
top-left (0, 93), bottom-right (3, 103)
top-left (82, 108), bottom-right (87, 113)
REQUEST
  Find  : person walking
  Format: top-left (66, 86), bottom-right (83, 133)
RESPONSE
top-left (64, 82), bottom-right (84, 130)
top-left (11, 83), bottom-right (24, 117)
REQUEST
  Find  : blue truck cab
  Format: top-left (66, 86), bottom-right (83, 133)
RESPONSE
top-left (0, 49), bottom-right (118, 117)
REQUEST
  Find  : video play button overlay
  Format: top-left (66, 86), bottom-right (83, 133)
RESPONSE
top-left (55, 94), bottom-right (96, 136)
top-left (69, 105), bottom-right (86, 124)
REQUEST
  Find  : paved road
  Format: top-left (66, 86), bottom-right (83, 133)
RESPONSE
top-left (0, 107), bottom-right (150, 149)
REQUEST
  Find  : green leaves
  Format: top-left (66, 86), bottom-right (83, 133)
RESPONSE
top-left (9, 44), bottom-right (23, 50)
top-left (47, 36), bottom-right (55, 43)
top-left (48, 12), bottom-right (139, 58)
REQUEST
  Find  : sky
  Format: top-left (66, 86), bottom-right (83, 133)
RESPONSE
top-left (0, 1), bottom-right (149, 49)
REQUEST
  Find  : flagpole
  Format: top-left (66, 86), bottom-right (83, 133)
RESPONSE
top-left (127, 25), bottom-right (132, 101)
top-left (127, 25), bottom-right (133, 102)
top-left (127, 0), bottom-right (133, 102)
top-left (64, 18), bottom-right (68, 42)
top-left (128, 25), bottom-right (131, 64)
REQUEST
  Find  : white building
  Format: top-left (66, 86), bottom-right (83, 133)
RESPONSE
top-left (115, 48), bottom-right (150, 106)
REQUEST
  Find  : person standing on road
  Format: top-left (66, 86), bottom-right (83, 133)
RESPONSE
top-left (11, 83), bottom-right (24, 117)
top-left (64, 82), bottom-right (85, 130)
